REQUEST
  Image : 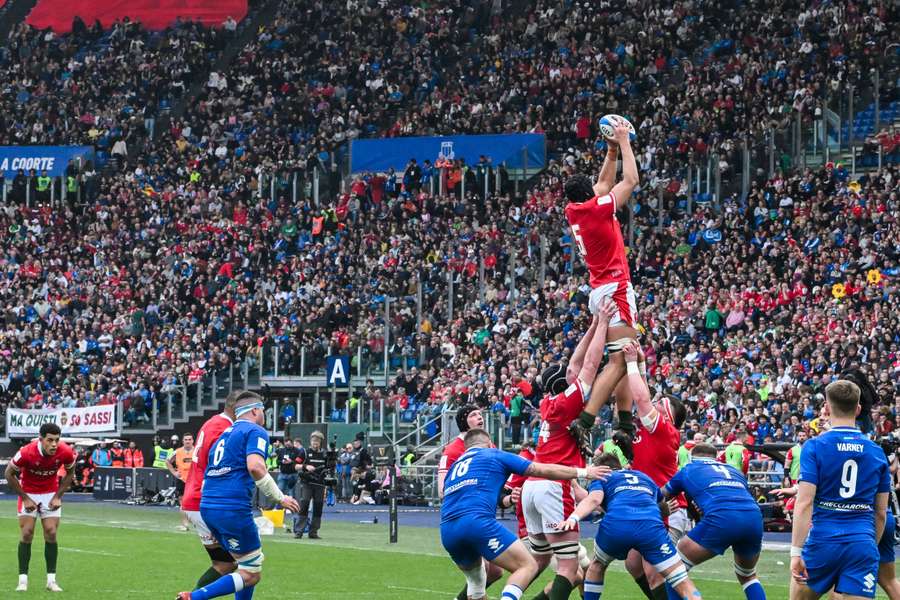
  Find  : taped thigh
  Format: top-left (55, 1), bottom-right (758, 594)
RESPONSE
top-left (237, 549), bottom-right (264, 573)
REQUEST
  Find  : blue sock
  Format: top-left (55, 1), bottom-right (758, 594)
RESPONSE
top-left (584, 579), bottom-right (604, 600)
top-left (190, 573), bottom-right (242, 600)
top-left (742, 579), bottom-right (765, 600)
top-left (665, 583), bottom-right (682, 600)
top-left (235, 585), bottom-right (255, 600)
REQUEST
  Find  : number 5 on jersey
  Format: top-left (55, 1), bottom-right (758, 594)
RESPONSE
top-left (571, 224), bottom-right (587, 256)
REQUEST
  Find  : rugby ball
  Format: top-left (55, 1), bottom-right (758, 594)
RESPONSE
top-left (598, 114), bottom-right (636, 142)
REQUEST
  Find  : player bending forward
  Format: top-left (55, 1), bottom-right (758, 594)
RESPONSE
top-left (790, 380), bottom-right (890, 600)
top-left (564, 119), bottom-right (642, 440)
top-left (179, 391), bottom-right (248, 591)
top-left (177, 393), bottom-right (300, 600)
top-left (663, 443), bottom-right (766, 600)
top-left (441, 429), bottom-right (609, 600)
top-left (557, 452), bottom-right (701, 600)
top-left (5, 423), bottom-right (74, 593)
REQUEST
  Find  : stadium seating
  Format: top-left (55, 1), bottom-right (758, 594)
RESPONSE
top-left (0, 0), bottom-right (897, 452)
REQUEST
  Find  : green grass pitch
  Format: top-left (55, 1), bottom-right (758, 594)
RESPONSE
top-left (0, 499), bottom-right (890, 598)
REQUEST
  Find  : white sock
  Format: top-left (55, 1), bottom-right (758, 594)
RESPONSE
top-left (19, 574), bottom-right (27, 583)
top-left (501, 584), bottom-right (523, 600)
top-left (47, 573), bottom-right (56, 583)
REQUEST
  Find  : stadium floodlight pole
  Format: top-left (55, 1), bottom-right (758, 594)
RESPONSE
top-left (848, 85), bottom-right (855, 145)
top-left (447, 271), bottom-right (454, 321)
top-left (873, 69), bottom-right (880, 133)
top-left (383, 296), bottom-right (390, 377)
top-left (313, 166), bottom-right (320, 207)
top-left (741, 137), bottom-right (750, 201)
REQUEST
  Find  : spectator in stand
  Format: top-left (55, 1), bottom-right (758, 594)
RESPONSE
top-left (90, 443), bottom-right (111, 468)
top-left (124, 441), bottom-right (144, 468)
top-left (109, 442), bottom-right (125, 468)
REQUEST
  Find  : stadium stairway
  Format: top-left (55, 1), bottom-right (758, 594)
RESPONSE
top-left (148, 0), bottom-right (281, 144)
top-left (0, 0), bottom-right (37, 42)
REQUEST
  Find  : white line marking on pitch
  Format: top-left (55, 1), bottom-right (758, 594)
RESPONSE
top-left (388, 585), bottom-right (446, 595)
top-left (63, 548), bottom-right (123, 557)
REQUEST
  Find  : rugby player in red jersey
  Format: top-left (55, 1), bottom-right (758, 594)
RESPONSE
top-left (564, 120), bottom-right (643, 441)
top-left (5, 423), bottom-right (75, 592)
top-left (179, 391), bottom-right (246, 591)
top-left (522, 299), bottom-right (625, 600)
top-left (622, 341), bottom-right (687, 600)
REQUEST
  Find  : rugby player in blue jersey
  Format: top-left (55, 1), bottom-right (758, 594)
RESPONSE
top-left (790, 380), bottom-right (891, 600)
top-left (557, 452), bottom-right (701, 600)
top-left (441, 428), bottom-right (609, 600)
top-left (663, 442), bottom-right (765, 600)
top-left (176, 393), bottom-right (300, 600)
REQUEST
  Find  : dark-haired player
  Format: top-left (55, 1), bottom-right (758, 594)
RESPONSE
top-left (622, 340), bottom-right (686, 600)
top-left (663, 443), bottom-right (766, 600)
top-left (563, 119), bottom-right (641, 439)
top-left (439, 405), bottom-right (503, 600)
top-left (5, 423), bottom-right (75, 592)
top-left (522, 300), bottom-right (623, 600)
top-left (790, 380), bottom-right (890, 600)
top-left (441, 429), bottom-right (610, 600)
top-left (557, 452), bottom-right (701, 600)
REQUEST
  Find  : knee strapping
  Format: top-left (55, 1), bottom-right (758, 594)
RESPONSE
top-left (665, 564), bottom-right (689, 589)
top-left (734, 562), bottom-right (757, 578)
top-left (550, 541), bottom-right (580, 558)
top-left (593, 544), bottom-right (614, 567)
top-left (462, 563), bottom-right (487, 599)
top-left (528, 537), bottom-right (552, 555)
top-left (237, 549), bottom-right (264, 573)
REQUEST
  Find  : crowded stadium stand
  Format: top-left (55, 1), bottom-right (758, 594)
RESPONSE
top-left (0, 0), bottom-right (898, 514)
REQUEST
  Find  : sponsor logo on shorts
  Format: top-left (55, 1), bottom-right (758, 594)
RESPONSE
top-left (864, 573), bottom-right (875, 591)
top-left (487, 538), bottom-right (501, 552)
top-left (660, 543), bottom-right (672, 555)
top-left (227, 538), bottom-right (240, 550)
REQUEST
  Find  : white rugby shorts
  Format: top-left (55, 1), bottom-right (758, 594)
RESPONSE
top-left (521, 479), bottom-right (576, 535)
top-left (588, 280), bottom-right (637, 328)
top-left (17, 492), bottom-right (61, 519)
top-left (185, 510), bottom-right (216, 546)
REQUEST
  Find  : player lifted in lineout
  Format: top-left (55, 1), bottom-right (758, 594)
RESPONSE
top-left (5, 423), bottom-right (75, 593)
top-left (177, 392), bottom-right (300, 600)
top-left (563, 117), bottom-right (642, 445)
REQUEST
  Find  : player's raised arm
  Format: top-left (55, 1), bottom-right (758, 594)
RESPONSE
top-left (574, 299), bottom-right (617, 387)
top-left (246, 452), bottom-right (300, 513)
top-left (623, 341), bottom-right (656, 427)
top-left (610, 121), bottom-right (639, 208)
top-left (524, 461), bottom-right (609, 483)
top-left (593, 143), bottom-right (619, 198)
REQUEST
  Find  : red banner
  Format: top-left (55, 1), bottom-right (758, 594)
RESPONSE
top-left (27, 0), bottom-right (247, 32)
